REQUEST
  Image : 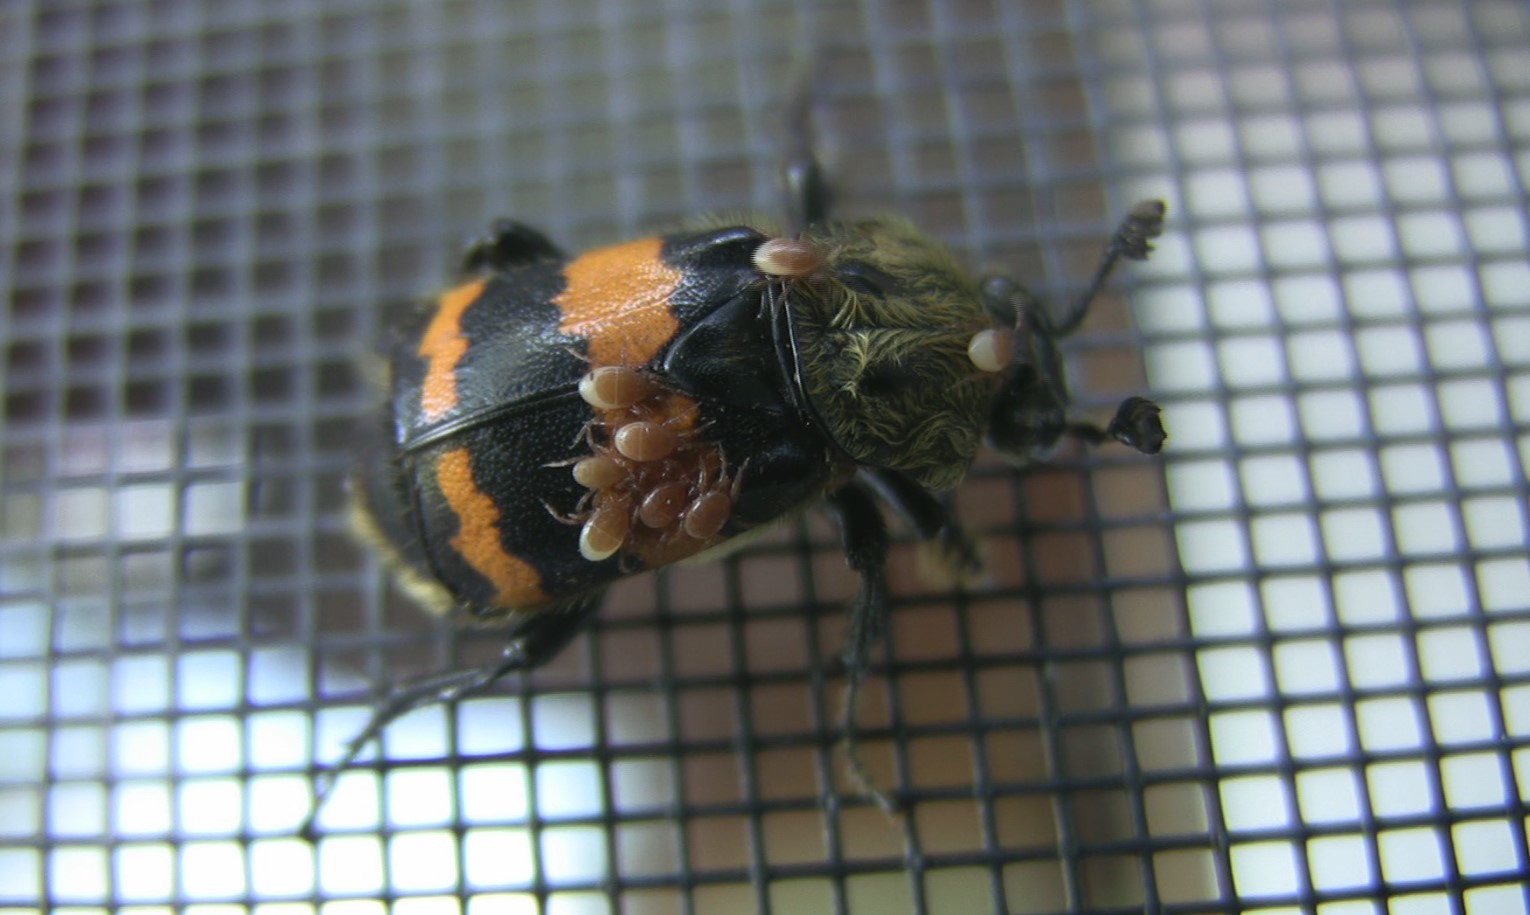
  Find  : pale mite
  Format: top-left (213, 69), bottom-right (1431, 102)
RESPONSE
top-left (577, 366), bottom-right (654, 410)
top-left (967, 328), bottom-right (1015, 373)
top-left (572, 365), bottom-right (736, 561)
top-left (752, 237), bottom-right (825, 278)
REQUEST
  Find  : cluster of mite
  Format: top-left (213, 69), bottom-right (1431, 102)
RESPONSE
top-left (561, 364), bottom-right (741, 564)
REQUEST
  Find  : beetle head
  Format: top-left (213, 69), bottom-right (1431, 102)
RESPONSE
top-left (985, 330), bottom-right (1071, 458)
top-left (983, 276), bottom-right (1166, 461)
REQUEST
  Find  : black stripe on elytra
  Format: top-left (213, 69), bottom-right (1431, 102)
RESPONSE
top-left (396, 263), bottom-right (590, 450)
top-left (659, 226), bottom-right (768, 328)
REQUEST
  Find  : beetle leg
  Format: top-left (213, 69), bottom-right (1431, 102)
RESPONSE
top-left (302, 591), bottom-right (606, 840)
top-left (824, 481), bottom-right (897, 813)
top-left (859, 468), bottom-right (948, 539)
top-left (779, 75), bottom-right (832, 233)
top-left (860, 468), bottom-right (985, 588)
top-left (460, 218), bottom-right (565, 274)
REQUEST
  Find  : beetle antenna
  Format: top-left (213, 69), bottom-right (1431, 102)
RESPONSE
top-left (1065, 395), bottom-right (1167, 455)
top-left (1051, 200), bottom-right (1165, 337)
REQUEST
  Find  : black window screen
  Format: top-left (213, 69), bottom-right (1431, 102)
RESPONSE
top-left (2, 1), bottom-right (1527, 913)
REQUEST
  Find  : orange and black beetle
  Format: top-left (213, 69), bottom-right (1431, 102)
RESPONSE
top-left (310, 123), bottom-right (1166, 830)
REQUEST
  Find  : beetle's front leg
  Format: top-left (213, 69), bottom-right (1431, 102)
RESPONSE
top-left (861, 467), bottom-right (984, 588)
top-left (461, 218), bottom-right (565, 273)
top-left (824, 481), bottom-right (897, 813)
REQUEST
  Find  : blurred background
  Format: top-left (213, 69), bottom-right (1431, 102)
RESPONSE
top-left (1, 0), bottom-right (1527, 912)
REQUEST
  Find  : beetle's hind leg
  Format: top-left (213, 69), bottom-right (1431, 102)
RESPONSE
top-left (301, 590), bottom-right (607, 840)
top-left (460, 219), bottom-right (565, 273)
top-left (824, 481), bottom-right (899, 814)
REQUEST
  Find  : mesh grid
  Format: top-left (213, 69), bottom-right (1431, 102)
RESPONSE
top-left (1, 0), bottom-right (1527, 912)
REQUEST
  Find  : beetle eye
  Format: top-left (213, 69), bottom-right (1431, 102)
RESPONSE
top-left (836, 262), bottom-right (896, 297)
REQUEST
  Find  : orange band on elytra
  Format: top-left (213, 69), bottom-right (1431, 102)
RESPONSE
top-left (418, 279), bottom-right (488, 422)
top-left (435, 445), bottom-right (546, 606)
top-left (555, 237), bottom-right (683, 366)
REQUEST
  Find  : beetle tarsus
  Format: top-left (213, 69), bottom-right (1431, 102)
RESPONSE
top-left (841, 674), bottom-right (900, 816)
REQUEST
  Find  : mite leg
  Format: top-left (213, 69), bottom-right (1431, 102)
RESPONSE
top-left (460, 218), bottom-right (565, 273)
top-left (824, 481), bottom-right (897, 813)
top-left (779, 76), bottom-right (832, 233)
top-left (860, 467), bottom-right (984, 587)
top-left (301, 589), bottom-right (606, 839)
